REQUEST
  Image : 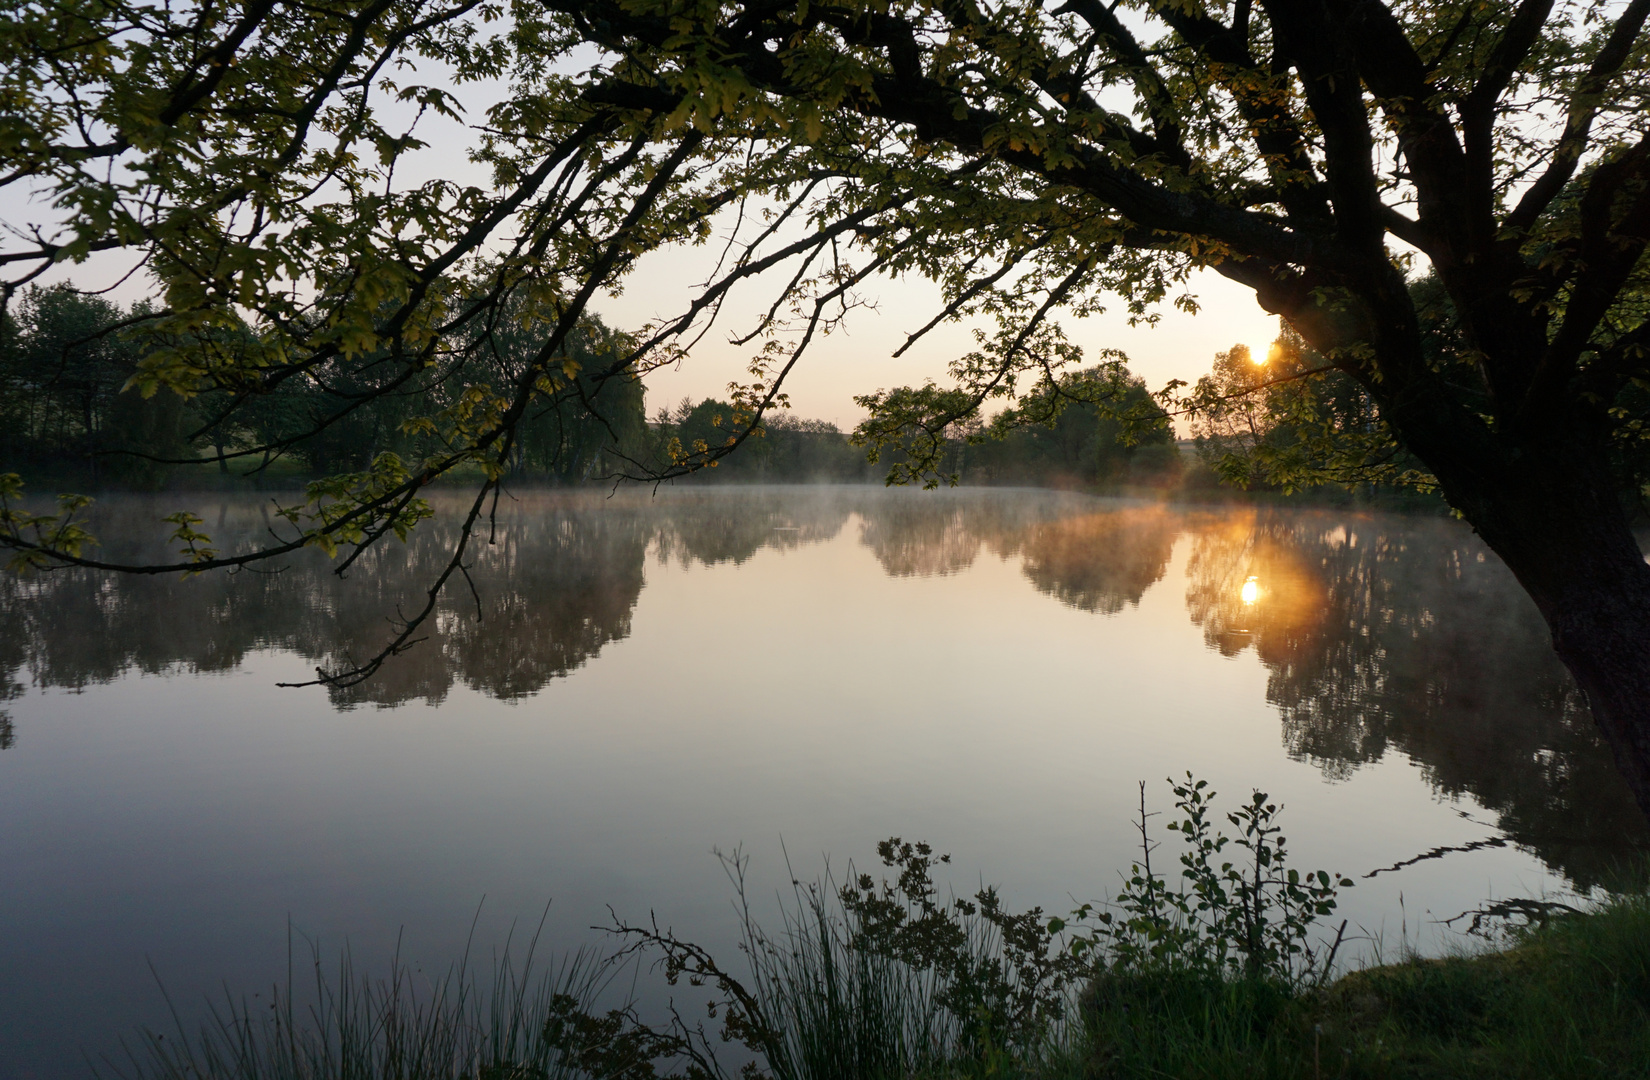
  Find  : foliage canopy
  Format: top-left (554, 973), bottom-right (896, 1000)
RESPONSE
top-left (3, 0), bottom-right (1649, 709)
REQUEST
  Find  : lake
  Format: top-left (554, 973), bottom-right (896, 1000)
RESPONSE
top-left (1, 486), bottom-right (1643, 1075)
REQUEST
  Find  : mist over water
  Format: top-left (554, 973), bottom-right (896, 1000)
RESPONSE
top-left (1, 487), bottom-right (1642, 1075)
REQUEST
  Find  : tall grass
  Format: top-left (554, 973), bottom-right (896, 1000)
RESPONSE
top-left (724, 865), bottom-right (958, 1080)
top-left (108, 838), bottom-right (1095, 1080)
top-left (102, 919), bottom-right (717, 1080)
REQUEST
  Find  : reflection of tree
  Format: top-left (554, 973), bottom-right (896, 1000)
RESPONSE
top-left (0, 491), bottom-right (860, 709)
top-left (857, 499), bottom-right (982, 577)
top-left (1017, 507), bottom-right (1176, 614)
top-left (1182, 509), bottom-right (1329, 660)
top-left (1182, 510), bottom-right (1650, 887)
top-left (0, 488), bottom-right (1104, 713)
top-left (440, 509), bottom-right (649, 700)
top-left (0, 494), bottom-right (655, 709)
top-left (6, 491), bottom-right (1641, 887)
top-left (847, 488), bottom-right (1083, 577)
top-left (651, 489), bottom-right (851, 568)
top-left (0, 506), bottom-right (310, 690)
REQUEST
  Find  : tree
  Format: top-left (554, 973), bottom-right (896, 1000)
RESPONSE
top-left (1188, 325), bottom-right (1398, 492)
top-left (465, 306), bottom-right (652, 482)
top-left (4, 1), bottom-right (1650, 813)
top-left (649, 398), bottom-right (877, 481)
top-left (959, 368), bottom-right (1177, 487)
top-left (0, 285), bottom-right (196, 487)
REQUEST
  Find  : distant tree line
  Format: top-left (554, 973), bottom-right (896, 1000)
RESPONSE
top-left (0, 283), bottom-right (664, 489)
top-left (2, 283), bottom-right (1194, 492)
top-left (962, 370), bottom-right (1180, 488)
top-left (0, 285), bottom-right (192, 489)
top-left (651, 396), bottom-right (882, 484)
top-left (9, 279), bottom-right (1542, 503)
top-left (0, 283), bottom-right (886, 489)
top-left (22, 282), bottom-right (1491, 500)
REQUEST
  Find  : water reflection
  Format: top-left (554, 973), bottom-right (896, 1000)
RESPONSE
top-left (0, 491), bottom-right (868, 709)
top-left (1178, 509), bottom-right (1647, 886)
top-left (1, 488), bottom-right (1643, 883)
top-left (857, 499), bottom-right (986, 577)
top-left (651, 490), bottom-right (853, 568)
top-left (1017, 508), bottom-right (1176, 614)
top-left (1183, 510), bottom-right (1329, 660)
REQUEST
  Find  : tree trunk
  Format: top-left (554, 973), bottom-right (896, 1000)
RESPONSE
top-left (1514, 534), bottom-right (1650, 824)
top-left (1446, 453), bottom-right (1650, 820)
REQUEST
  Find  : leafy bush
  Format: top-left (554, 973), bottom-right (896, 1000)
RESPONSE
top-left (1062, 775), bottom-right (1355, 990)
top-left (614, 843), bottom-right (1089, 1080)
top-left (619, 776), bottom-right (1355, 1080)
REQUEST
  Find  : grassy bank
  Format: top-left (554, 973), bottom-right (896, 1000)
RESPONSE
top-left (1090, 894), bottom-right (1650, 1079)
top-left (108, 781), bottom-right (1650, 1080)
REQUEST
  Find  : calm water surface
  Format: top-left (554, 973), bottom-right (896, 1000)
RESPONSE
top-left (1, 487), bottom-right (1643, 1074)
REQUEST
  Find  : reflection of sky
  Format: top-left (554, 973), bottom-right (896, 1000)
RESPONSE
top-left (0, 490), bottom-right (1621, 1076)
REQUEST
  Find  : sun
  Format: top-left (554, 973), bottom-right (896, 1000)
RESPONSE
top-left (1251, 342), bottom-right (1283, 367)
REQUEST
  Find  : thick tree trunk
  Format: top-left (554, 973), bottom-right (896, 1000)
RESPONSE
top-left (1542, 558), bottom-right (1650, 822)
top-left (1445, 455), bottom-right (1650, 820)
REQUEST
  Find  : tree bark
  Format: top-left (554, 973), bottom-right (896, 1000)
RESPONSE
top-left (1441, 448), bottom-right (1650, 820)
top-left (1540, 552), bottom-right (1650, 824)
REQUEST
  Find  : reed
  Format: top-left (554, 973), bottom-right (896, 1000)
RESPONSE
top-left (100, 917), bottom-right (715, 1080)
